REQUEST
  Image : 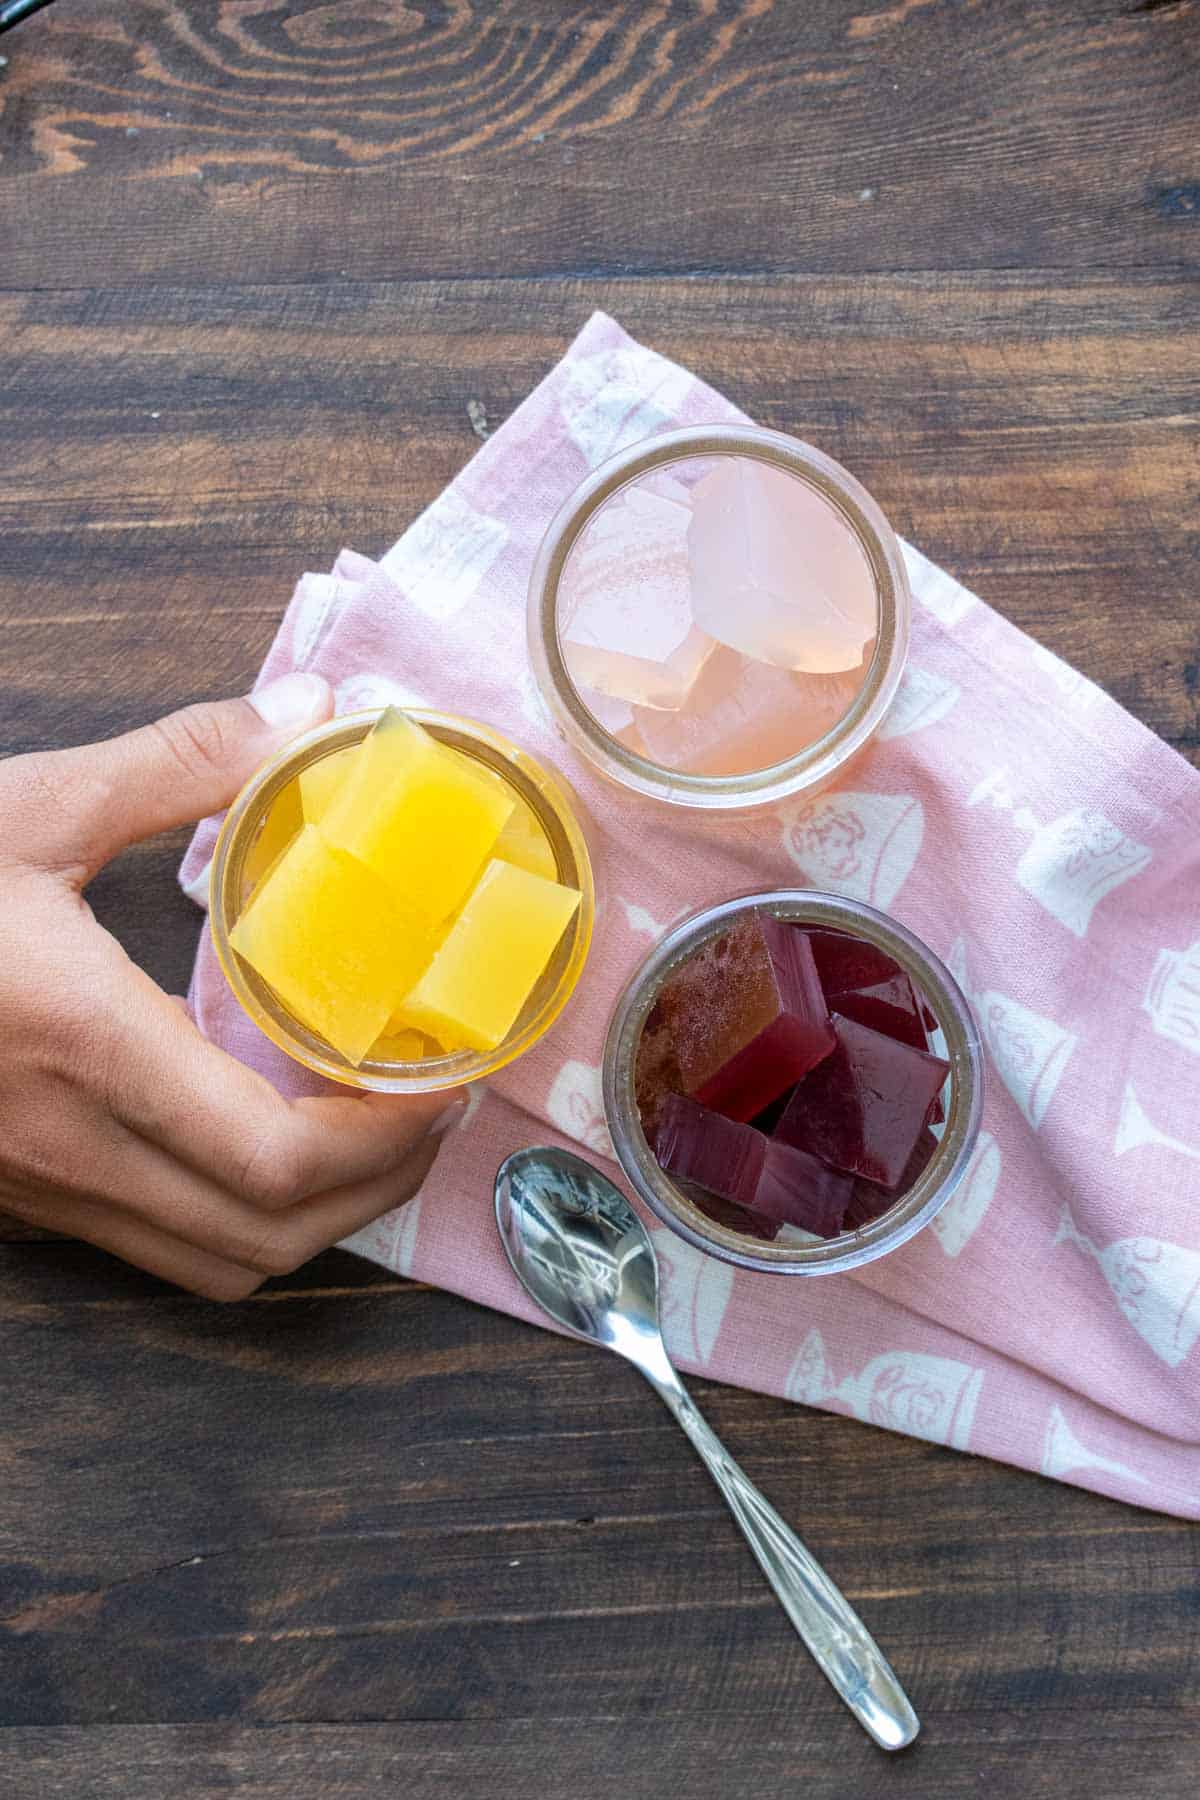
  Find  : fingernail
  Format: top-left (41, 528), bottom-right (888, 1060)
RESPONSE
top-left (250, 671), bottom-right (331, 729)
top-left (431, 1094), bottom-right (470, 1136)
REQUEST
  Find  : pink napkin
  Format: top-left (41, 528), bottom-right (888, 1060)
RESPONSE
top-left (182, 313), bottom-right (1200, 1519)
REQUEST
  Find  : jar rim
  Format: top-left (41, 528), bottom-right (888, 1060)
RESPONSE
top-left (527, 424), bottom-right (911, 811)
top-left (602, 889), bottom-right (984, 1274)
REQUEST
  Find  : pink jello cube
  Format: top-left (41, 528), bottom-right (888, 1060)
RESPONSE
top-left (687, 458), bottom-right (877, 674)
top-left (633, 647), bottom-right (864, 778)
top-left (774, 1014), bottom-right (949, 1189)
top-left (640, 467), bottom-right (693, 507)
top-left (660, 914), bottom-right (836, 1123)
top-left (754, 1138), bottom-right (852, 1238)
top-left (577, 684), bottom-right (637, 738)
top-left (559, 487), bottom-right (714, 710)
top-left (655, 1093), bottom-right (764, 1213)
top-left (803, 927), bottom-right (930, 1052)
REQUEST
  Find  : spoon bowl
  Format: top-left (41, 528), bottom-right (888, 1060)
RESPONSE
top-left (495, 1145), bottom-right (921, 1752)
top-left (496, 1145), bottom-right (660, 1346)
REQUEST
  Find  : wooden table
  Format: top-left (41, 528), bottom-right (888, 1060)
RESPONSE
top-left (1, 4), bottom-right (1197, 1794)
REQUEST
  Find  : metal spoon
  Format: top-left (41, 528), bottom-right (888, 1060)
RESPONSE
top-left (0, 0), bottom-right (58, 38)
top-left (495, 1145), bottom-right (920, 1752)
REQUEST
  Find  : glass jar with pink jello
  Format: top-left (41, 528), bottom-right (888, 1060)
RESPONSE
top-left (527, 424), bottom-right (911, 812)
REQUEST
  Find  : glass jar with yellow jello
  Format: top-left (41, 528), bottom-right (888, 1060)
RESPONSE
top-left (210, 709), bottom-right (594, 1091)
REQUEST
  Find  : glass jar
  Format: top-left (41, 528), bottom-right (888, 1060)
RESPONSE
top-left (210, 709), bottom-right (595, 1092)
top-left (528, 424), bottom-right (910, 811)
top-left (603, 890), bottom-right (983, 1274)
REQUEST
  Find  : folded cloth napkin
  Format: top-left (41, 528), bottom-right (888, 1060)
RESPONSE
top-left (182, 313), bottom-right (1200, 1519)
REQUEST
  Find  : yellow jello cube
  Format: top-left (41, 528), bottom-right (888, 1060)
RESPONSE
top-left (229, 823), bottom-right (436, 1065)
top-left (242, 777), bottom-right (303, 897)
top-left (367, 1025), bottom-right (442, 1063)
top-left (395, 859), bottom-right (581, 1053)
top-left (492, 790), bottom-right (557, 881)
top-left (321, 709), bottom-right (514, 925)
top-left (298, 744), bottom-right (356, 823)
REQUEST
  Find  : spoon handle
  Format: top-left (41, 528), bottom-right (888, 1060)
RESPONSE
top-left (649, 1371), bottom-right (919, 1751)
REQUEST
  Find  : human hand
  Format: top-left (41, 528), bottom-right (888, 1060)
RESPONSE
top-left (0, 675), bottom-right (464, 1299)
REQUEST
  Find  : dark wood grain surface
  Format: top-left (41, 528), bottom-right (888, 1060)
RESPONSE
top-left (1, 3), bottom-right (1197, 1796)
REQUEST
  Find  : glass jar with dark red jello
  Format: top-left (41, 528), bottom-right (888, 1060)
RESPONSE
top-left (602, 891), bottom-right (984, 1275)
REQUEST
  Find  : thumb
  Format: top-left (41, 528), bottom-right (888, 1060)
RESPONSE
top-left (17, 673), bottom-right (333, 881)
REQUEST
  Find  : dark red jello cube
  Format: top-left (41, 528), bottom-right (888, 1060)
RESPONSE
top-left (774, 1014), bottom-right (950, 1190)
top-left (803, 927), bottom-right (929, 1052)
top-left (676, 1179), bottom-right (781, 1242)
top-left (655, 1094), bottom-right (851, 1240)
top-left (660, 915), bottom-right (835, 1123)
top-left (804, 928), bottom-right (897, 996)
top-left (754, 1139), bottom-right (852, 1239)
top-left (843, 1127), bottom-right (940, 1229)
top-left (655, 1093), bottom-right (763, 1212)
top-left (750, 1091), bottom-right (794, 1136)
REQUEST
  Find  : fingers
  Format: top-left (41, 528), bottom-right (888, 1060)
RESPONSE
top-left (4, 673), bottom-right (333, 882)
top-left (116, 1130), bottom-right (438, 1278)
top-left (111, 976), bottom-right (465, 1207)
top-left (38, 1125), bottom-right (438, 1291)
top-left (33, 1192), bottom-right (266, 1303)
